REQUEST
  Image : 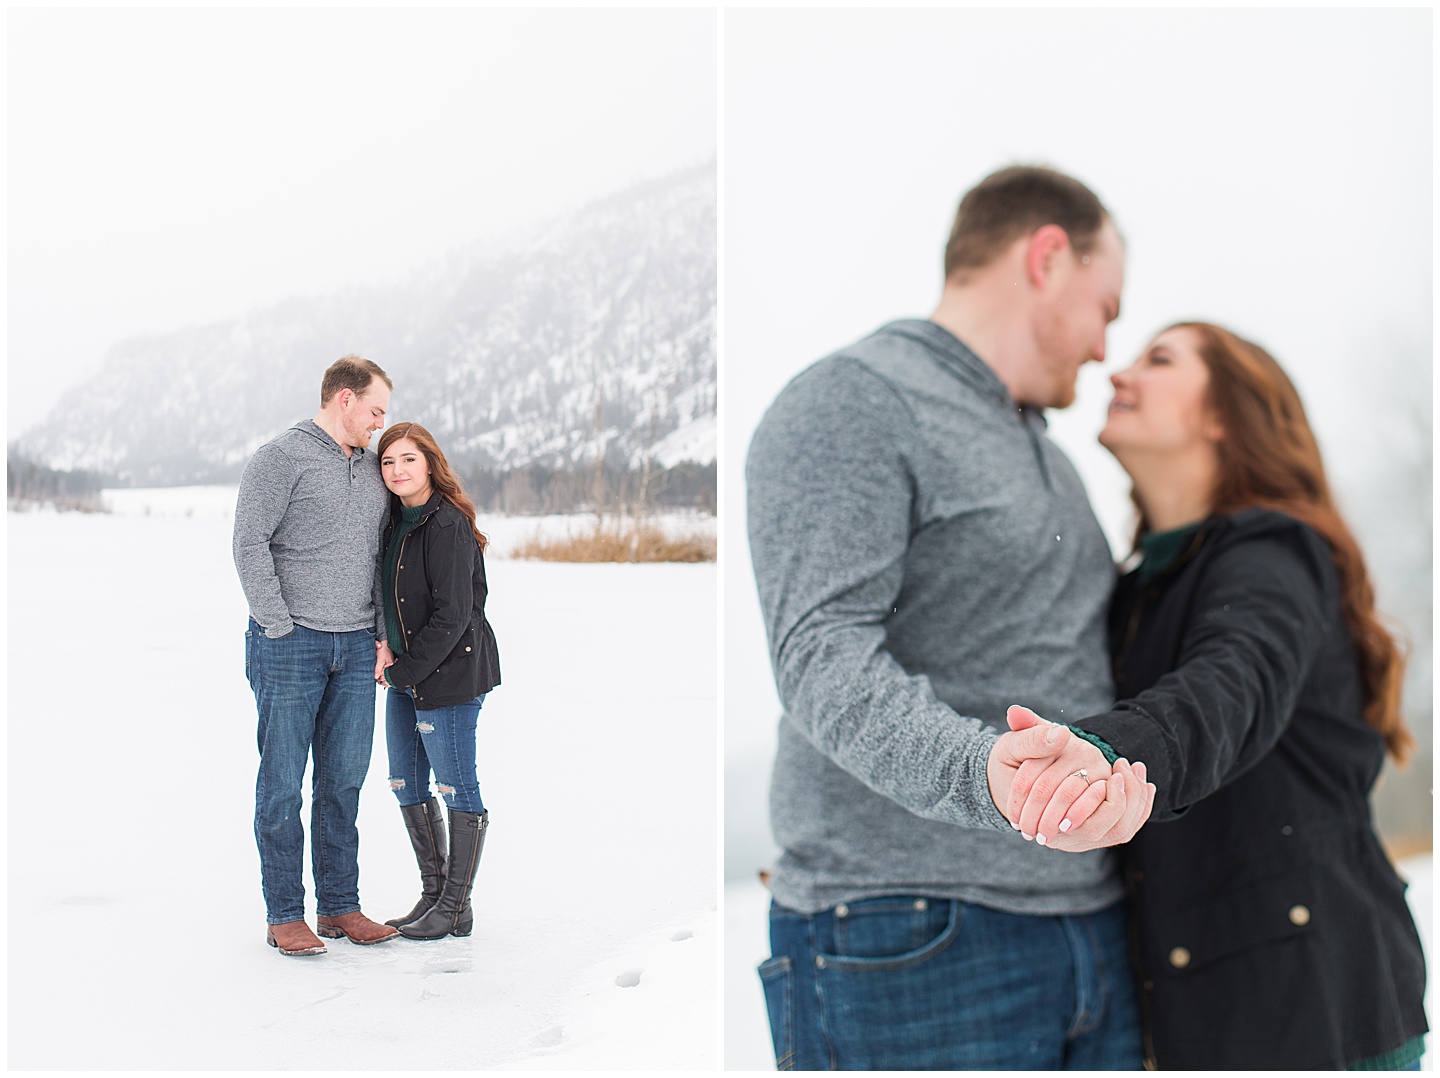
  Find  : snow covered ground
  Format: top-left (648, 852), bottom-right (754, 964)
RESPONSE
top-left (7, 503), bottom-right (718, 1069)
top-left (99, 484), bottom-right (717, 559)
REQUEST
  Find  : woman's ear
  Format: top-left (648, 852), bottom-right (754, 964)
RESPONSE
top-left (1203, 410), bottom-right (1226, 444)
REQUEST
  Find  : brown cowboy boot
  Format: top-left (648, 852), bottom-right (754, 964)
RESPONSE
top-left (266, 920), bottom-right (328, 956)
top-left (316, 910), bottom-right (400, 945)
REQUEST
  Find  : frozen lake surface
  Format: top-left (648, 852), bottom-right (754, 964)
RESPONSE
top-left (97, 484), bottom-right (716, 559)
top-left (8, 507), bottom-right (718, 1069)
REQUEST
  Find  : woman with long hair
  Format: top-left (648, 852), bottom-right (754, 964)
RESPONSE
top-left (1006, 323), bottom-right (1426, 1069)
top-left (373, 421), bottom-right (502, 941)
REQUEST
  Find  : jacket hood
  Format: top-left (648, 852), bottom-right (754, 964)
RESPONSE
top-left (286, 419), bottom-right (372, 458)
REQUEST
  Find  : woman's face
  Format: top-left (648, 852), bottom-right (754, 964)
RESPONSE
top-left (380, 437), bottom-right (433, 503)
top-left (1098, 326), bottom-right (1223, 458)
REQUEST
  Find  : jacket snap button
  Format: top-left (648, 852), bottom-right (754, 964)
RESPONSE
top-left (913, 899), bottom-right (927, 911)
top-left (834, 904), bottom-right (848, 918)
top-left (400, 598), bottom-right (405, 602)
top-left (465, 646), bottom-right (472, 652)
top-left (1168, 946), bottom-right (1191, 969)
top-left (1289, 905), bottom-right (1311, 926)
top-left (815, 956), bottom-right (826, 969)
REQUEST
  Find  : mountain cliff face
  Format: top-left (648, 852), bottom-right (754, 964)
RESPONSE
top-left (21, 164), bottom-right (717, 487)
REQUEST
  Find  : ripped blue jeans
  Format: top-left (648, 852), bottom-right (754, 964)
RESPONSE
top-left (384, 687), bottom-right (487, 813)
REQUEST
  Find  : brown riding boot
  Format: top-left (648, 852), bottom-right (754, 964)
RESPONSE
top-left (266, 920), bottom-right (328, 956)
top-left (316, 910), bottom-right (400, 945)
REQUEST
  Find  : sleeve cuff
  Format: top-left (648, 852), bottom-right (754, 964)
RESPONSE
top-left (1066, 724), bottom-right (1119, 765)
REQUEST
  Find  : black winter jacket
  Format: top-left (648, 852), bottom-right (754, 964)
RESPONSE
top-left (1074, 508), bottom-right (1426, 1070)
top-left (380, 493), bottom-right (501, 709)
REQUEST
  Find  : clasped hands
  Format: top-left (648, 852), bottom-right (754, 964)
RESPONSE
top-left (986, 705), bottom-right (1156, 852)
top-left (375, 640), bottom-right (396, 687)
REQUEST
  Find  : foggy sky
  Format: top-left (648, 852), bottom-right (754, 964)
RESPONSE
top-left (7, 7), bottom-right (717, 436)
top-left (723, 5), bottom-right (1431, 555)
top-left (721, 7), bottom-right (1431, 743)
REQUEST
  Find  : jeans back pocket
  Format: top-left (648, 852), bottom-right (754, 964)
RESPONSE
top-left (244, 624), bottom-right (256, 689)
top-left (757, 955), bottom-right (795, 1070)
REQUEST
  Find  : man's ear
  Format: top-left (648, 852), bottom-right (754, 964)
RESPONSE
top-left (1024, 224), bottom-right (1071, 291)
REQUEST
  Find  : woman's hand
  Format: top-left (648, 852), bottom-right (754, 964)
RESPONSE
top-left (1041, 758), bottom-right (1155, 853)
top-left (989, 705), bottom-right (1156, 851)
top-left (375, 640), bottom-right (396, 686)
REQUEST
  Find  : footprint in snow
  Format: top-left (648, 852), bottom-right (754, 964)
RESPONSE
top-left (615, 969), bottom-right (642, 988)
top-left (670, 929), bottom-right (694, 941)
top-left (531, 1026), bottom-right (564, 1049)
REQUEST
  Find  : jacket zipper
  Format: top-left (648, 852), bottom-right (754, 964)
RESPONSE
top-left (1113, 526), bottom-right (1209, 1070)
top-left (390, 503), bottom-right (442, 693)
top-left (1113, 530), bottom-right (1209, 680)
top-left (1112, 597), bottom-right (1158, 1067)
top-left (1128, 864), bottom-right (1160, 1069)
top-left (1113, 594), bottom-right (1146, 681)
top-left (393, 530), bottom-right (412, 676)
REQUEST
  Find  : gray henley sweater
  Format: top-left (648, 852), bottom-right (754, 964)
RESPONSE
top-left (233, 420), bottom-right (389, 639)
top-left (746, 319), bottom-right (1124, 916)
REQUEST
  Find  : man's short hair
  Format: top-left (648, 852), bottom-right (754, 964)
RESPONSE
top-left (320, 355), bottom-right (392, 406)
top-left (943, 166), bottom-right (1111, 281)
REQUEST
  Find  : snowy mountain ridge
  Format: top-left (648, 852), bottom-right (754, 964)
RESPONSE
top-left (20, 163), bottom-right (717, 486)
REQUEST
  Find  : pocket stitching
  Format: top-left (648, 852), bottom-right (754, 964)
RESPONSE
top-left (819, 901), bottom-right (963, 973)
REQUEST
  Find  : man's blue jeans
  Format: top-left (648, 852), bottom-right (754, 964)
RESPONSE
top-left (759, 895), bottom-right (1142, 1070)
top-left (246, 620), bottom-right (377, 925)
top-left (384, 687), bottom-right (487, 814)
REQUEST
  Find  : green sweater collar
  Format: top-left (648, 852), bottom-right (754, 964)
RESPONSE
top-left (1136, 521), bottom-right (1205, 584)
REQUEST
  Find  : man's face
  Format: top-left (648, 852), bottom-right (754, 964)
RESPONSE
top-left (1030, 221), bottom-right (1125, 409)
top-left (339, 378), bottom-right (391, 449)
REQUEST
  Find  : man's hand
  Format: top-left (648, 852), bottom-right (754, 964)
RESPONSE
top-left (375, 640), bottom-right (396, 686)
top-left (989, 705), bottom-right (1156, 852)
top-left (987, 714), bottom-right (1112, 838)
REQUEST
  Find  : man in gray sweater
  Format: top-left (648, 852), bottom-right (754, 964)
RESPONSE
top-left (747, 167), bottom-right (1152, 1068)
top-left (234, 355), bottom-right (397, 956)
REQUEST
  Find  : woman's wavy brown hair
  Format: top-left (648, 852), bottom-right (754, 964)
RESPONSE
top-left (378, 422), bottom-right (488, 552)
top-left (1147, 322), bottom-right (1410, 762)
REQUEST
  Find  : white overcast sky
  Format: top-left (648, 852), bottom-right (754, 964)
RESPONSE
top-left (7, 6), bottom-right (717, 435)
top-left (722, 7), bottom-right (1431, 761)
top-left (724, 5), bottom-right (1431, 549)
